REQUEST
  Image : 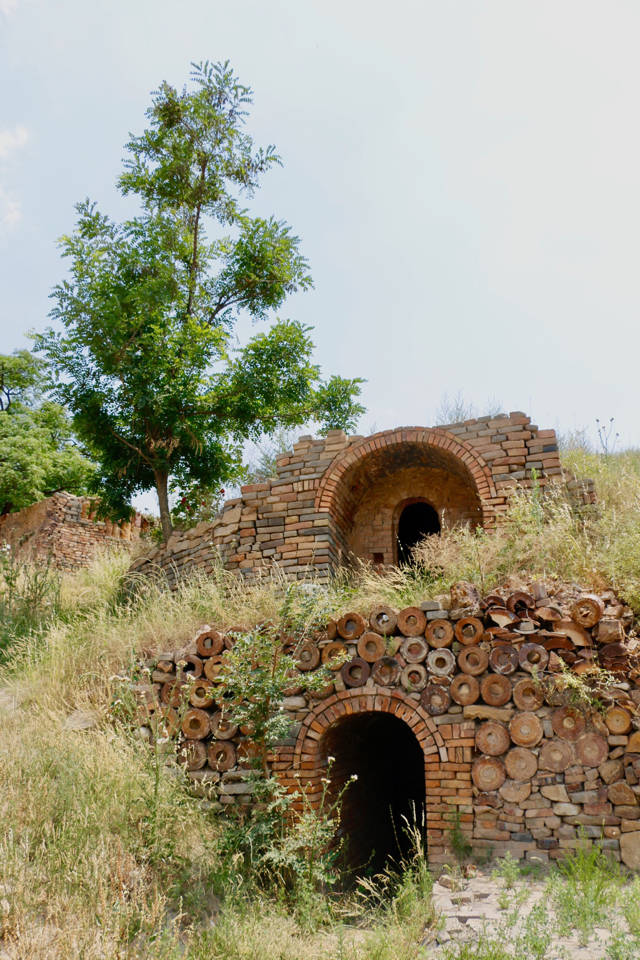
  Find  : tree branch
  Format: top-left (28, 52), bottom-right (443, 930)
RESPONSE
top-left (186, 157), bottom-right (207, 317)
top-left (108, 427), bottom-right (154, 466)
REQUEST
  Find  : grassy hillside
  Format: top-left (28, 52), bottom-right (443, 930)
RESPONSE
top-left (0, 448), bottom-right (639, 958)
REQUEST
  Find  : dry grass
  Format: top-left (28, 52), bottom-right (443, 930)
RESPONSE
top-left (0, 446), bottom-right (638, 957)
top-left (403, 449), bottom-right (640, 613)
top-left (0, 553), bottom-right (436, 958)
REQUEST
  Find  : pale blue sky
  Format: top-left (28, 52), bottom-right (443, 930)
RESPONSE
top-left (1, 0), bottom-right (639, 481)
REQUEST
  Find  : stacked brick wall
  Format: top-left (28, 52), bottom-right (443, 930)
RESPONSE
top-left (349, 466), bottom-right (481, 564)
top-left (131, 412), bottom-right (595, 586)
top-left (134, 579), bottom-right (640, 872)
top-left (0, 492), bottom-right (148, 570)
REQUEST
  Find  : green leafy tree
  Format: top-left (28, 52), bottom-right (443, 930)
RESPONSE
top-left (0, 349), bottom-right (44, 411)
top-left (37, 61), bottom-right (364, 541)
top-left (0, 351), bottom-right (94, 514)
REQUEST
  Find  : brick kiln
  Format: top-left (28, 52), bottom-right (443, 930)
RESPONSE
top-left (130, 411), bottom-right (595, 585)
top-left (134, 580), bottom-right (640, 874)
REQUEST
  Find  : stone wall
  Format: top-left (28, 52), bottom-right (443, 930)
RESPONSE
top-left (134, 579), bottom-right (640, 873)
top-left (0, 492), bottom-right (148, 570)
top-left (130, 412), bottom-right (595, 586)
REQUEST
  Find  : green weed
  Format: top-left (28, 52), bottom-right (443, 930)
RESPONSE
top-left (492, 851), bottom-right (520, 890)
top-left (548, 839), bottom-right (623, 945)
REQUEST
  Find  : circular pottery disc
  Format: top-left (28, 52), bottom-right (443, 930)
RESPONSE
top-left (481, 674), bottom-right (512, 707)
top-left (371, 656), bottom-right (401, 686)
top-left (576, 732), bottom-right (609, 767)
top-left (207, 740), bottom-right (236, 772)
top-left (450, 674), bottom-right (480, 706)
top-left (476, 720), bottom-right (511, 756)
top-left (369, 605), bottom-right (398, 636)
top-left (177, 739), bottom-right (207, 771)
top-left (455, 616), bottom-right (484, 646)
top-left (519, 643), bottom-right (549, 673)
top-left (472, 756), bottom-right (506, 792)
top-left (210, 710), bottom-right (239, 740)
top-left (296, 641), bottom-right (321, 672)
top-left (570, 594), bottom-right (605, 628)
top-left (401, 636), bottom-right (429, 663)
top-left (308, 680), bottom-right (335, 700)
top-left (397, 606), bottom-right (427, 637)
top-left (401, 663), bottom-right (428, 692)
top-left (499, 779), bottom-right (532, 803)
top-left (425, 619), bottom-right (454, 649)
top-left (337, 612), bottom-right (366, 641)
top-left (489, 644), bottom-right (519, 675)
top-left (203, 656), bottom-right (226, 683)
top-left (195, 629), bottom-right (224, 659)
top-left (421, 683), bottom-right (451, 716)
top-left (321, 640), bottom-right (348, 671)
top-left (458, 646), bottom-right (490, 676)
top-left (236, 740), bottom-right (259, 767)
top-left (506, 591), bottom-right (536, 615)
top-left (179, 654), bottom-right (203, 680)
top-left (551, 707), bottom-right (586, 741)
top-left (509, 712), bottom-right (543, 748)
top-left (341, 657), bottom-right (371, 687)
top-left (505, 746), bottom-right (538, 781)
top-left (427, 647), bottom-right (456, 677)
top-left (189, 680), bottom-right (215, 709)
top-left (544, 680), bottom-right (568, 707)
top-left (605, 705), bottom-right (632, 735)
top-left (357, 632), bottom-right (386, 663)
top-left (513, 678), bottom-right (544, 711)
top-left (181, 707), bottom-right (210, 740)
top-left (161, 679), bottom-right (185, 707)
top-left (160, 706), bottom-right (180, 737)
top-left (539, 739), bottom-right (575, 772)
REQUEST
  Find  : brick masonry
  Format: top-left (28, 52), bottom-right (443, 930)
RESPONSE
top-left (0, 491), bottom-right (148, 570)
top-left (137, 582), bottom-right (640, 872)
top-left (131, 412), bottom-right (595, 586)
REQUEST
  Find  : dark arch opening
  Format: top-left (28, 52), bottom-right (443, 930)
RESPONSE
top-left (321, 712), bottom-right (425, 882)
top-left (397, 501), bottom-right (441, 564)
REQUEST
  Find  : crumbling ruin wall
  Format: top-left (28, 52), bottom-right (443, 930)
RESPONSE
top-left (130, 412), bottom-right (595, 586)
top-left (0, 491), bottom-right (148, 570)
top-left (134, 580), bottom-right (640, 873)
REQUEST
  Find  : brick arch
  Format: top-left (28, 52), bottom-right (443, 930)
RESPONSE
top-left (314, 427), bottom-right (498, 530)
top-left (279, 687), bottom-right (475, 867)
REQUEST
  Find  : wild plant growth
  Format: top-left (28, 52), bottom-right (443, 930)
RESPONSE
top-left (0, 446), bottom-right (639, 956)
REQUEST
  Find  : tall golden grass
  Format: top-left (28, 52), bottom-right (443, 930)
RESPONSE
top-left (0, 447), bottom-right (638, 957)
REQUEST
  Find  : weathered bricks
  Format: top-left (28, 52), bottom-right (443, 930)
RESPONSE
top-left (127, 412), bottom-right (593, 585)
top-left (0, 491), bottom-right (147, 570)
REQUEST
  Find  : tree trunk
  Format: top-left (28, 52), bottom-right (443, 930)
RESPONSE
top-left (154, 470), bottom-right (173, 542)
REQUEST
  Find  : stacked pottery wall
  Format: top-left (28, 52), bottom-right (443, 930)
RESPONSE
top-left (130, 413), bottom-right (595, 586)
top-left (0, 491), bottom-right (148, 570)
top-left (133, 578), bottom-right (640, 872)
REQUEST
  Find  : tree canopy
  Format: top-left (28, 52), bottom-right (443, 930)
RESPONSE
top-left (37, 61), bottom-right (364, 541)
top-left (0, 350), bottom-right (94, 514)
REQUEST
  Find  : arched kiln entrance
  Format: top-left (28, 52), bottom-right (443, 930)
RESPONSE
top-left (396, 498), bottom-right (441, 565)
top-left (321, 711), bottom-right (425, 876)
top-left (314, 428), bottom-right (496, 566)
top-left (286, 689), bottom-right (475, 873)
